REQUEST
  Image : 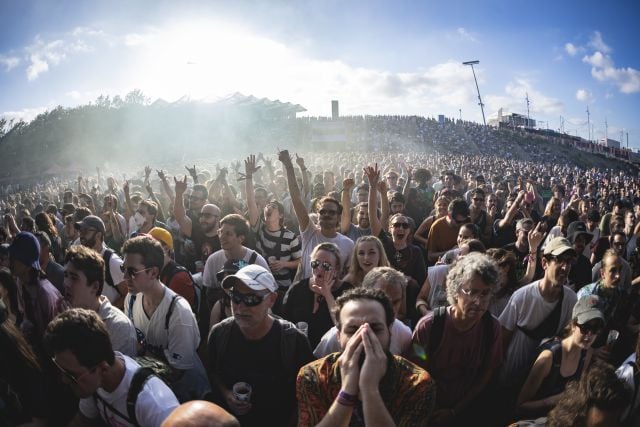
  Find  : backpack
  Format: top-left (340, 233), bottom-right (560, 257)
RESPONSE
top-left (93, 358), bottom-right (177, 427)
top-left (126, 293), bottom-right (180, 357)
top-left (102, 249), bottom-right (123, 296)
top-left (163, 263), bottom-right (202, 314)
top-left (419, 306), bottom-right (495, 365)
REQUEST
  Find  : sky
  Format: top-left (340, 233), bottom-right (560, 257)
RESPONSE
top-left (1, 0), bottom-right (639, 149)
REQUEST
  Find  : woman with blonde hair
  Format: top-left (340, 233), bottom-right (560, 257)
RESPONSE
top-left (342, 235), bottom-right (390, 287)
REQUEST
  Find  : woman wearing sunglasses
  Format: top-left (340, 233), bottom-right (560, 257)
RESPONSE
top-left (365, 164), bottom-right (427, 324)
top-left (282, 242), bottom-right (353, 348)
top-left (516, 295), bottom-right (604, 419)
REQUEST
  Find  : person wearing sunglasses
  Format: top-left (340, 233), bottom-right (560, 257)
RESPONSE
top-left (283, 242), bottom-right (353, 348)
top-left (122, 235), bottom-right (209, 402)
top-left (277, 150), bottom-right (354, 282)
top-left (207, 264), bottom-right (313, 426)
top-left (43, 308), bottom-right (179, 427)
top-left (517, 295), bottom-right (604, 419)
top-left (498, 237), bottom-right (578, 403)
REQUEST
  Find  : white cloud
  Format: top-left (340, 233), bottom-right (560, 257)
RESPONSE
top-left (591, 66), bottom-right (640, 94)
top-left (588, 31), bottom-right (611, 54)
top-left (575, 89), bottom-right (593, 103)
top-left (26, 55), bottom-right (48, 81)
top-left (582, 51), bottom-right (612, 68)
top-left (565, 42), bottom-right (580, 56)
top-left (456, 27), bottom-right (479, 43)
top-left (1, 106), bottom-right (48, 123)
top-left (485, 78), bottom-right (563, 117)
top-left (21, 27), bottom-right (108, 81)
top-left (0, 54), bottom-right (20, 71)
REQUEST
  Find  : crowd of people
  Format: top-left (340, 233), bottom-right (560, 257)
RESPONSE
top-left (1, 139), bottom-right (640, 426)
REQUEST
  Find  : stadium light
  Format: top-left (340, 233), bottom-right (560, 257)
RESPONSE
top-left (463, 60), bottom-right (486, 127)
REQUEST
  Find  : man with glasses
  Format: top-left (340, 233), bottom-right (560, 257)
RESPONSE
top-left (75, 215), bottom-right (127, 309)
top-left (207, 264), bottom-right (313, 426)
top-left (502, 218), bottom-right (545, 286)
top-left (498, 237), bottom-right (578, 396)
top-left (426, 199), bottom-right (470, 265)
top-left (44, 308), bottom-right (179, 426)
top-left (122, 235), bottom-right (209, 402)
top-left (278, 150), bottom-right (353, 280)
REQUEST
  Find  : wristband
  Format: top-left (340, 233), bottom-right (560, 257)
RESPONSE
top-left (337, 390), bottom-right (358, 407)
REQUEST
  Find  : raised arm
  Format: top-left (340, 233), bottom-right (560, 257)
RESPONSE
top-left (279, 149), bottom-right (309, 231)
top-left (341, 178), bottom-right (355, 234)
top-left (377, 180), bottom-right (390, 231)
top-left (244, 155), bottom-right (261, 227)
top-left (173, 175), bottom-right (193, 237)
top-left (498, 190), bottom-right (525, 230)
top-left (122, 180), bottom-right (134, 221)
top-left (296, 153), bottom-right (310, 201)
top-left (185, 165), bottom-right (198, 184)
top-left (364, 164), bottom-right (383, 237)
top-left (402, 163), bottom-right (412, 198)
top-left (520, 222), bottom-right (545, 285)
top-left (157, 169), bottom-right (175, 205)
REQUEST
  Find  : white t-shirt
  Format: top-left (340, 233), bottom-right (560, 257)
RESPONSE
top-left (498, 280), bottom-right (577, 387)
top-left (98, 295), bottom-right (137, 357)
top-left (79, 352), bottom-right (178, 427)
top-left (313, 319), bottom-right (412, 358)
top-left (616, 353), bottom-right (639, 423)
top-left (124, 287), bottom-right (199, 370)
top-left (297, 222), bottom-right (354, 280)
top-left (426, 264), bottom-right (450, 309)
top-left (100, 244), bottom-right (125, 304)
top-left (202, 247), bottom-right (270, 289)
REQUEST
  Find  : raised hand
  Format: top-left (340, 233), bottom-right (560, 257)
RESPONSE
top-left (144, 166), bottom-right (152, 181)
top-left (174, 175), bottom-right (188, 195)
top-left (244, 155), bottom-right (261, 177)
top-left (185, 165), bottom-right (197, 179)
top-left (156, 169), bottom-right (167, 181)
top-left (343, 178), bottom-right (355, 192)
top-left (295, 153), bottom-right (306, 169)
top-left (376, 180), bottom-right (387, 195)
top-left (278, 149), bottom-right (292, 165)
top-left (528, 221), bottom-right (547, 251)
top-left (363, 164), bottom-right (380, 186)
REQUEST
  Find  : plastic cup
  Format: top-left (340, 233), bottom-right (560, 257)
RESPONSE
top-left (232, 382), bottom-right (252, 406)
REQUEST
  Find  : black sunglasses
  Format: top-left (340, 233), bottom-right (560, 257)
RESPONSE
top-left (311, 260), bottom-right (334, 271)
top-left (229, 289), bottom-right (268, 307)
top-left (318, 209), bottom-right (338, 216)
top-left (577, 322), bottom-right (602, 335)
top-left (391, 222), bottom-right (410, 229)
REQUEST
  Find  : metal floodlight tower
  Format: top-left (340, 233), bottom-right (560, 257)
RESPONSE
top-left (463, 60), bottom-right (486, 127)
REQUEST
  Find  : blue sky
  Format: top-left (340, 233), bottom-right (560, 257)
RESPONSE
top-left (1, 0), bottom-right (639, 148)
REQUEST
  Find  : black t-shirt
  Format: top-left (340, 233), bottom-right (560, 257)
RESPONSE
top-left (192, 233), bottom-right (221, 263)
top-left (210, 321), bottom-right (311, 426)
top-left (570, 255), bottom-right (594, 291)
top-left (283, 279), bottom-right (353, 348)
top-left (378, 231), bottom-right (427, 286)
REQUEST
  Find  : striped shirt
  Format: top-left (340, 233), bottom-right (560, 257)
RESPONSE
top-left (255, 221), bottom-right (302, 288)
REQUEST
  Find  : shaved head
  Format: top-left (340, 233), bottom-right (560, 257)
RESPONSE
top-left (161, 401), bottom-right (239, 427)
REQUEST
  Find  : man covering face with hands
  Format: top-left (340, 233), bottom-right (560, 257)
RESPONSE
top-left (296, 287), bottom-right (435, 426)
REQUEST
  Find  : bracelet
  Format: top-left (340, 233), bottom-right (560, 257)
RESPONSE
top-left (337, 390), bottom-right (358, 407)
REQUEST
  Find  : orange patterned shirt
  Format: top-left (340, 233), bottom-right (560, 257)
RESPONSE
top-left (296, 352), bottom-right (436, 426)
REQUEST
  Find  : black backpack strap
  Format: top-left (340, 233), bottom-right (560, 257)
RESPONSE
top-left (93, 393), bottom-right (131, 425)
top-left (126, 367), bottom-right (154, 427)
top-left (249, 250), bottom-right (258, 264)
top-left (428, 306), bottom-right (447, 358)
top-left (127, 294), bottom-right (136, 321)
top-left (165, 295), bottom-right (180, 330)
top-left (518, 287), bottom-right (565, 341)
